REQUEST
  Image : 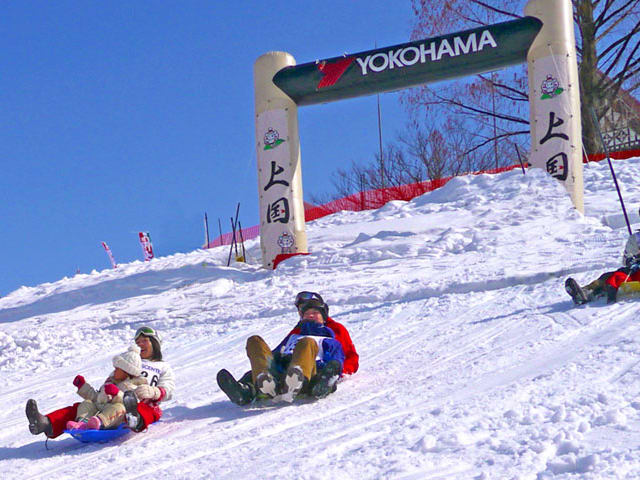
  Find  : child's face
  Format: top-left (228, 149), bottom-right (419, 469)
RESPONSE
top-left (302, 308), bottom-right (324, 324)
top-left (113, 367), bottom-right (129, 381)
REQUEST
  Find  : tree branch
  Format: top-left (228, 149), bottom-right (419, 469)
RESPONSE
top-left (463, 130), bottom-right (530, 156)
top-left (597, 0), bottom-right (640, 30)
top-left (477, 74), bottom-right (528, 99)
top-left (428, 91), bottom-right (530, 125)
top-left (468, 0), bottom-right (521, 19)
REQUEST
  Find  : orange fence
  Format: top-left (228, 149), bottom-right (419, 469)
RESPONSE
top-left (305, 164), bottom-right (520, 222)
top-left (208, 148), bottom-right (640, 250)
top-left (205, 164), bottom-right (522, 248)
top-left (584, 148), bottom-right (640, 163)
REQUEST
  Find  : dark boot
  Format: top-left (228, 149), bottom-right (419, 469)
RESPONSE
top-left (310, 360), bottom-right (341, 399)
top-left (26, 399), bottom-right (52, 436)
top-left (217, 369), bottom-right (255, 405)
top-left (565, 278), bottom-right (589, 305)
top-left (604, 283), bottom-right (618, 304)
top-left (254, 371), bottom-right (277, 398)
top-left (123, 390), bottom-right (144, 431)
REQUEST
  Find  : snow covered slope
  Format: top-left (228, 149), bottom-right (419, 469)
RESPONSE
top-left (2, 159), bottom-right (640, 479)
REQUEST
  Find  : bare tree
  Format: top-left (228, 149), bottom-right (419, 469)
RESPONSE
top-left (309, 117), bottom-right (514, 204)
top-left (406, 0), bottom-right (640, 156)
top-left (310, 143), bottom-right (425, 203)
top-left (398, 117), bottom-right (510, 179)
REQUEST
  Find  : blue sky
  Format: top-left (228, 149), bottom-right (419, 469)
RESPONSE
top-left (0, 1), bottom-right (414, 295)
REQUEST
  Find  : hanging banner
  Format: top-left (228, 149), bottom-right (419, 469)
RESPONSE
top-left (256, 108), bottom-right (299, 266)
top-left (101, 241), bottom-right (117, 269)
top-left (138, 232), bottom-right (154, 261)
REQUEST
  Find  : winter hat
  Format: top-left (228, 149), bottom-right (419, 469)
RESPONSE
top-left (112, 344), bottom-right (142, 377)
top-left (300, 298), bottom-right (329, 322)
top-left (294, 291), bottom-right (325, 309)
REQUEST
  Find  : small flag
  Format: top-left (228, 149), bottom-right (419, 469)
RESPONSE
top-left (101, 241), bottom-right (118, 269)
top-left (138, 232), bottom-right (154, 261)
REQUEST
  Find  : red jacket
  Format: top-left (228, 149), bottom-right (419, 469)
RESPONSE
top-left (284, 317), bottom-right (359, 375)
top-left (606, 269), bottom-right (640, 289)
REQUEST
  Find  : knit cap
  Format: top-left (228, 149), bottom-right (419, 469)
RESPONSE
top-left (112, 344), bottom-right (142, 377)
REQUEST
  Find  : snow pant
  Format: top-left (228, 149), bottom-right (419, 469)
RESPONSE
top-left (46, 401), bottom-right (162, 437)
top-left (246, 335), bottom-right (318, 382)
top-left (583, 272), bottom-right (614, 296)
top-left (46, 403), bottom-right (79, 438)
top-left (76, 399), bottom-right (126, 429)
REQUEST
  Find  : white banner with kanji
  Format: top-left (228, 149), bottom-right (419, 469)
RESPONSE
top-left (256, 109), bottom-right (298, 265)
top-left (529, 54), bottom-right (582, 210)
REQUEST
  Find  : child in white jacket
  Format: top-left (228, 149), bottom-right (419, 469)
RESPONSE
top-left (66, 344), bottom-right (147, 430)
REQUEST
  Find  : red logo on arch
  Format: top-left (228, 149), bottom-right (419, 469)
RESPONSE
top-left (317, 57), bottom-right (355, 89)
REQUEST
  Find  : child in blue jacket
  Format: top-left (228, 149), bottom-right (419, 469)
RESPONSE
top-left (218, 297), bottom-right (345, 404)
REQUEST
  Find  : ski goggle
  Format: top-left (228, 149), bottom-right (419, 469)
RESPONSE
top-left (294, 291), bottom-right (324, 309)
top-left (134, 326), bottom-right (160, 341)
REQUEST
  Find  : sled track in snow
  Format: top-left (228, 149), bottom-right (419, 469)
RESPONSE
top-left (105, 285), bottom-right (554, 476)
top-left (14, 277), bottom-right (640, 479)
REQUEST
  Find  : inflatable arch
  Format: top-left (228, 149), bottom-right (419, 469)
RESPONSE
top-left (254, 0), bottom-right (582, 269)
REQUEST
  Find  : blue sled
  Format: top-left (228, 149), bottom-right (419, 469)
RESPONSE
top-left (65, 423), bottom-right (130, 443)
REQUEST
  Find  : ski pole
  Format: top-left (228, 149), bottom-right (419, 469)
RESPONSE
top-left (514, 144), bottom-right (526, 175)
top-left (589, 107), bottom-right (632, 236)
top-left (227, 217), bottom-right (236, 267)
top-left (232, 203), bottom-right (241, 259)
top-left (204, 212), bottom-right (210, 248)
top-left (230, 216), bottom-right (238, 258)
top-left (238, 220), bottom-right (246, 261)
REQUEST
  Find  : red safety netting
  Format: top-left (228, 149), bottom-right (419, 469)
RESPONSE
top-left (584, 148), bottom-right (640, 163)
top-left (205, 164), bottom-right (522, 248)
top-left (206, 149), bottom-right (640, 250)
top-left (206, 224), bottom-right (260, 248)
top-left (304, 164), bottom-right (521, 222)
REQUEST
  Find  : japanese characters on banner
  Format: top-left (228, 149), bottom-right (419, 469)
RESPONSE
top-left (256, 109), bottom-right (297, 265)
top-left (530, 55), bottom-right (580, 187)
top-left (138, 232), bottom-right (154, 261)
top-left (101, 241), bottom-right (117, 269)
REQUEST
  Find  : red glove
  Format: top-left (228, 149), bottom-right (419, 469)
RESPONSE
top-left (104, 384), bottom-right (119, 396)
top-left (73, 375), bottom-right (85, 388)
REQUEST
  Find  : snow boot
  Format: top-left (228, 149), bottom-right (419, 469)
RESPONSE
top-left (66, 420), bottom-right (88, 431)
top-left (123, 390), bottom-right (144, 431)
top-left (25, 399), bottom-right (52, 436)
top-left (216, 369), bottom-right (255, 406)
top-left (255, 371), bottom-right (278, 398)
top-left (565, 277), bottom-right (589, 305)
top-left (86, 416), bottom-right (101, 430)
top-left (604, 283), bottom-right (618, 304)
top-left (280, 365), bottom-right (306, 403)
top-left (311, 360), bottom-right (341, 399)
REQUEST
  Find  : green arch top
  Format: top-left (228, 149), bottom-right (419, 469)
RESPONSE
top-left (272, 17), bottom-right (543, 106)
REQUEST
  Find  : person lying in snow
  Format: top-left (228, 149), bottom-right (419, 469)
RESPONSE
top-left (217, 291), bottom-right (359, 404)
top-left (26, 326), bottom-right (175, 438)
top-left (565, 232), bottom-right (640, 305)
